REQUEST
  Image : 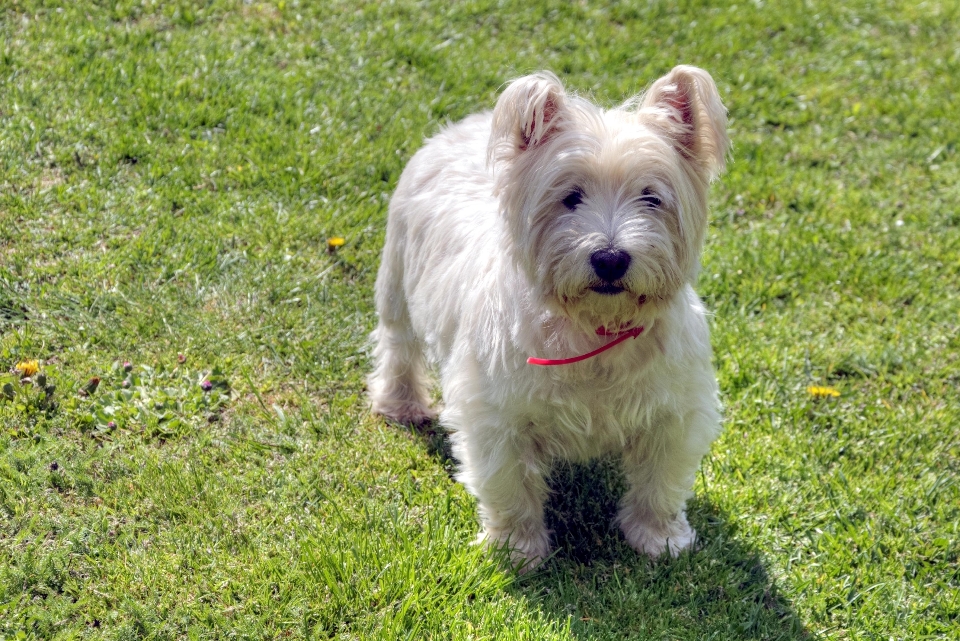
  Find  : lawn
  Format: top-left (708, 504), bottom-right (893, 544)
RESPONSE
top-left (1, 0), bottom-right (958, 638)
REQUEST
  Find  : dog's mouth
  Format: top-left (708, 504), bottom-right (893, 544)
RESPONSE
top-left (589, 284), bottom-right (626, 295)
top-left (587, 286), bottom-right (650, 307)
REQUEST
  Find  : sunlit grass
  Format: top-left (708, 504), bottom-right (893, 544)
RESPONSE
top-left (1, 1), bottom-right (958, 638)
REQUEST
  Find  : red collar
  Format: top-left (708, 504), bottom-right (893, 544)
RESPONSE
top-left (527, 326), bottom-right (644, 366)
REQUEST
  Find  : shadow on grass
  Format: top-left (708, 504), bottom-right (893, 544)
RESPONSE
top-left (405, 417), bottom-right (457, 474)
top-left (405, 421), bottom-right (810, 640)
top-left (518, 458), bottom-right (811, 640)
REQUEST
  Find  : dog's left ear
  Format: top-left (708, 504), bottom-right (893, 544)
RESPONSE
top-left (641, 66), bottom-right (730, 181)
top-left (489, 72), bottom-right (567, 166)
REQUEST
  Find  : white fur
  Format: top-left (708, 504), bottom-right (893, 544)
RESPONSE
top-left (369, 66), bottom-right (730, 570)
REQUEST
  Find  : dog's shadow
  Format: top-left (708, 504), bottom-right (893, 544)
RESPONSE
top-left (525, 458), bottom-right (810, 639)
top-left (407, 422), bottom-right (810, 639)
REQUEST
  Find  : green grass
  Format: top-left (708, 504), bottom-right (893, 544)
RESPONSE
top-left (1, 0), bottom-right (958, 638)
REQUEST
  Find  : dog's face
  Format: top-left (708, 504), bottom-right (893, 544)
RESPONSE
top-left (489, 67), bottom-right (729, 335)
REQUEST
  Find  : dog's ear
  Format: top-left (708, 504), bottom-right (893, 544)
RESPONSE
top-left (489, 72), bottom-right (567, 165)
top-left (640, 66), bottom-right (729, 180)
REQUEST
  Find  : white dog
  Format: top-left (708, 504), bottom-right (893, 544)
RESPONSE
top-left (369, 66), bottom-right (729, 570)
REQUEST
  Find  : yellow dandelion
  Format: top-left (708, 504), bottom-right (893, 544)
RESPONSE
top-left (807, 385), bottom-right (840, 398)
top-left (326, 236), bottom-right (346, 252)
top-left (15, 360), bottom-right (40, 378)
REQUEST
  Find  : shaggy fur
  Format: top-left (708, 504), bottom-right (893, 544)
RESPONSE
top-left (369, 66), bottom-right (730, 570)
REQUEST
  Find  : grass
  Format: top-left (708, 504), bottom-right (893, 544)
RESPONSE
top-left (1, 0), bottom-right (958, 638)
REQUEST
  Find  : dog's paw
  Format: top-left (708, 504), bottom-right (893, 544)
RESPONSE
top-left (478, 527), bottom-right (552, 574)
top-left (619, 510), bottom-right (696, 558)
top-left (371, 399), bottom-right (437, 427)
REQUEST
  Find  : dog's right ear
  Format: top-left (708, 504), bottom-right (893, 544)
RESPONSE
top-left (488, 72), bottom-right (567, 166)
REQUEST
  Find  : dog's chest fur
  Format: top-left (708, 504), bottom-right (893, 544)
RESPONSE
top-left (504, 303), bottom-right (711, 462)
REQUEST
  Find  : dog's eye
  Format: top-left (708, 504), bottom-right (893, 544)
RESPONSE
top-left (640, 188), bottom-right (662, 209)
top-left (562, 188), bottom-right (583, 210)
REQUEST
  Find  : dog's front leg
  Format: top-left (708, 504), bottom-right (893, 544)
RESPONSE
top-left (451, 425), bottom-right (551, 572)
top-left (617, 408), bottom-right (716, 558)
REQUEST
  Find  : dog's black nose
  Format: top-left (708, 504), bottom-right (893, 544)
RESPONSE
top-left (590, 249), bottom-right (631, 282)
